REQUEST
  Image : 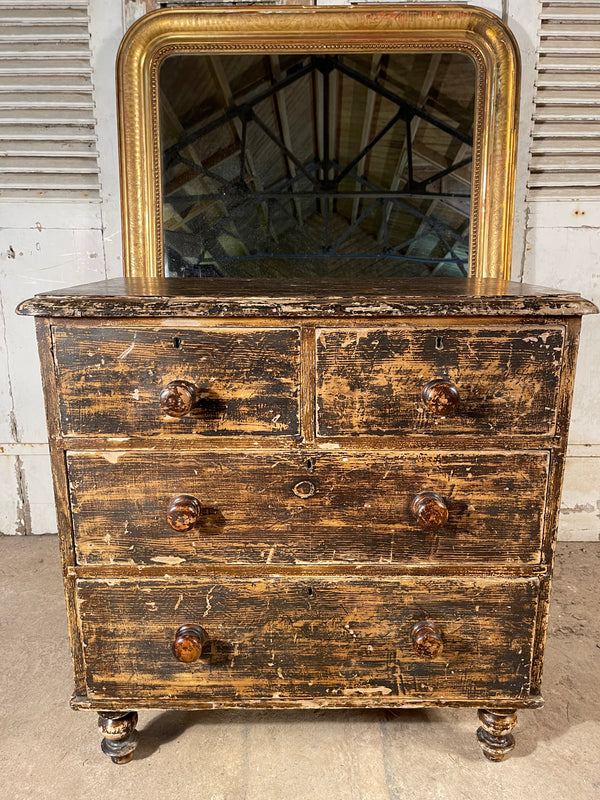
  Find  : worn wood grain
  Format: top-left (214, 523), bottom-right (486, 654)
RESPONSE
top-left (76, 575), bottom-right (538, 702)
top-left (68, 564), bottom-right (546, 581)
top-left (300, 325), bottom-right (316, 443)
top-left (16, 277), bottom-right (598, 318)
top-left (53, 433), bottom-right (565, 453)
top-left (34, 319), bottom-right (86, 694)
top-left (71, 694), bottom-right (545, 711)
top-left (531, 317), bottom-right (583, 691)
top-left (317, 326), bottom-right (565, 437)
top-left (51, 325), bottom-right (300, 437)
top-left (67, 450), bottom-right (550, 567)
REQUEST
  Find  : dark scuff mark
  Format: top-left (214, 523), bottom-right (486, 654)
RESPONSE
top-left (13, 453), bottom-right (32, 536)
top-left (0, 290), bottom-right (33, 534)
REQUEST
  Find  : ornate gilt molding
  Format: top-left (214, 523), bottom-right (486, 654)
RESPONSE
top-left (117, 5), bottom-right (520, 279)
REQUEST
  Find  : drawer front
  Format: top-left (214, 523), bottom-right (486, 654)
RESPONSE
top-left (69, 450), bottom-right (549, 566)
top-left (316, 326), bottom-right (565, 436)
top-left (77, 576), bottom-right (538, 702)
top-left (51, 325), bottom-right (300, 437)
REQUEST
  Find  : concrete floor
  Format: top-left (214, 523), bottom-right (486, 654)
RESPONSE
top-left (0, 536), bottom-right (598, 800)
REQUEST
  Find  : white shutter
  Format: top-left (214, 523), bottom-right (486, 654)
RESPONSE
top-left (530, 1), bottom-right (600, 199)
top-left (0, 0), bottom-right (99, 199)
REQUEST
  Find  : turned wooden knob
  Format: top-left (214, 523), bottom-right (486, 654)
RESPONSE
top-left (173, 624), bottom-right (207, 663)
top-left (166, 494), bottom-right (202, 531)
top-left (422, 379), bottom-right (460, 416)
top-left (411, 491), bottom-right (449, 531)
top-left (411, 621), bottom-right (443, 659)
top-left (159, 380), bottom-right (197, 417)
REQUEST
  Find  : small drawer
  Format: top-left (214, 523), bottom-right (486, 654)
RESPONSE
top-left (316, 326), bottom-right (565, 437)
top-left (51, 324), bottom-right (300, 437)
top-left (68, 449), bottom-right (549, 566)
top-left (76, 575), bottom-right (538, 703)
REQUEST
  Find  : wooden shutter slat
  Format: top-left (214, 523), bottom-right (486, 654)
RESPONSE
top-left (0, 1), bottom-right (98, 198)
top-left (529, 2), bottom-right (600, 197)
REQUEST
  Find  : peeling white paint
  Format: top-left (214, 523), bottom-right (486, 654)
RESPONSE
top-left (100, 451), bottom-right (123, 464)
top-left (117, 339), bottom-right (136, 359)
top-left (203, 585), bottom-right (216, 617)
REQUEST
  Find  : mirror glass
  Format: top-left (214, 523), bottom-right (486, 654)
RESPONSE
top-left (159, 52), bottom-right (475, 279)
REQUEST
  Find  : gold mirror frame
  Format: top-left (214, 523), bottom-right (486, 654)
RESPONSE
top-left (117, 4), bottom-right (520, 279)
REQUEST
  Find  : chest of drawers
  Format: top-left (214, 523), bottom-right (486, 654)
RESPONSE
top-left (18, 276), bottom-right (596, 764)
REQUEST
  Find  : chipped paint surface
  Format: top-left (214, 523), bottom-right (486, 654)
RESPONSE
top-left (342, 686), bottom-right (393, 696)
top-left (0, 206), bottom-right (105, 535)
top-left (559, 456), bottom-right (600, 541)
top-left (51, 324), bottom-right (301, 437)
top-left (98, 451), bottom-right (124, 464)
top-left (150, 556), bottom-right (187, 566)
top-left (123, 0), bottom-right (158, 30)
top-left (67, 449), bottom-right (550, 566)
top-left (18, 281), bottom-right (596, 732)
top-left (76, 575), bottom-right (539, 702)
top-left (117, 339), bottom-right (136, 359)
top-left (317, 326), bottom-right (565, 437)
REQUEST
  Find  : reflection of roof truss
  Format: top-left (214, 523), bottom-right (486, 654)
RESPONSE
top-left (162, 54), bottom-right (472, 275)
top-left (164, 55), bottom-right (472, 190)
top-left (167, 158), bottom-right (468, 269)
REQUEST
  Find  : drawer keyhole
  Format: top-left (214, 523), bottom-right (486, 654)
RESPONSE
top-left (172, 336), bottom-right (183, 349)
top-left (293, 480), bottom-right (316, 499)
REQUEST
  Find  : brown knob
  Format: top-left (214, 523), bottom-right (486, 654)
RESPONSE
top-left (159, 380), bottom-right (197, 417)
top-left (411, 621), bottom-right (443, 659)
top-left (173, 624), bottom-right (207, 663)
top-left (422, 379), bottom-right (460, 416)
top-left (166, 494), bottom-right (202, 531)
top-left (410, 492), bottom-right (449, 531)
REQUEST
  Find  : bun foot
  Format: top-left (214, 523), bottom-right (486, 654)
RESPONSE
top-left (476, 708), bottom-right (517, 761)
top-left (98, 711), bottom-right (139, 764)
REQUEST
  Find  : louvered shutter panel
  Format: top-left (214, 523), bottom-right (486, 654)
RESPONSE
top-left (0, 0), bottom-right (99, 198)
top-left (530, 1), bottom-right (600, 199)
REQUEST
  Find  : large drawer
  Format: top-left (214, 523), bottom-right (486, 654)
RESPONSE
top-left (51, 325), bottom-right (300, 437)
top-left (316, 326), bottom-right (565, 437)
top-left (76, 575), bottom-right (538, 702)
top-left (68, 449), bottom-right (550, 566)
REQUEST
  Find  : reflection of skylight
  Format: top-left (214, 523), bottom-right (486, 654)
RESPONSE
top-left (160, 52), bottom-right (474, 279)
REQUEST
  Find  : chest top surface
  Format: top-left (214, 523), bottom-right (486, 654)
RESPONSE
top-left (16, 277), bottom-right (597, 319)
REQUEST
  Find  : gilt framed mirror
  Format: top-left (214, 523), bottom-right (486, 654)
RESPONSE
top-left (117, 4), bottom-right (519, 279)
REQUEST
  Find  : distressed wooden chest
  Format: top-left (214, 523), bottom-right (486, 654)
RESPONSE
top-left (18, 276), bottom-right (596, 763)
